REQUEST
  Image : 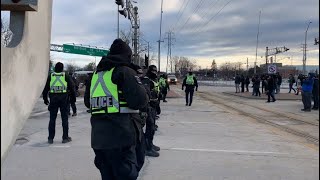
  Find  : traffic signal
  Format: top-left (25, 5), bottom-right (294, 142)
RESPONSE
top-left (118, 9), bottom-right (127, 18)
top-left (115, 0), bottom-right (124, 8)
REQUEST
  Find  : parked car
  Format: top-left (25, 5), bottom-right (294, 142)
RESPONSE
top-left (167, 74), bottom-right (178, 84)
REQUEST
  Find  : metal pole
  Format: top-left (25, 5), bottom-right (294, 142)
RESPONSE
top-left (303, 22), bottom-right (312, 75)
top-left (254, 10), bottom-right (261, 74)
top-left (166, 32), bottom-right (170, 73)
top-left (265, 47), bottom-right (268, 73)
top-left (133, 6), bottom-right (138, 64)
top-left (247, 58), bottom-right (249, 72)
top-left (117, 5), bottom-right (119, 39)
top-left (158, 0), bottom-right (164, 72)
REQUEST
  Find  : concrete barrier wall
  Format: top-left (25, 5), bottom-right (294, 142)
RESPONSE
top-left (1, 0), bottom-right (53, 164)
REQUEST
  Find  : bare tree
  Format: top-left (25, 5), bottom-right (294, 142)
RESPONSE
top-left (1, 17), bottom-right (13, 47)
top-left (83, 62), bottom-right (96, 71)
top-left (66, 62), bottom-right (80, 73)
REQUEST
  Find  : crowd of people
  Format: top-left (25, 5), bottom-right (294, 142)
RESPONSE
top-left (234, 72), bottom-right (319, 110)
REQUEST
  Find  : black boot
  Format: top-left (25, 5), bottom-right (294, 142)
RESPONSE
top-left (152, 144), bottom-right (160, 151)
top-left (146, 149), bottom-right (160, 157)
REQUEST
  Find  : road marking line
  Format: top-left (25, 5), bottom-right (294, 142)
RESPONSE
top-left (168, 148), bottom-right (288, 155)
top-left (31, 111), bottom-right (48, 116)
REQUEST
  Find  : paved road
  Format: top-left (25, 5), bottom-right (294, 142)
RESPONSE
top-left (2, 86), bottom-right (319, 180)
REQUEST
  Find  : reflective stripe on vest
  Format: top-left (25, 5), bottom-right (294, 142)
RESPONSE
top-left (50, 72), bottom-right (67, 93)
top-left (90, 68), bottom-right (139, 114)
top-left (186, 75), bottom-right (194, 85)
top-left (151, 80), bottom-right (160, 94)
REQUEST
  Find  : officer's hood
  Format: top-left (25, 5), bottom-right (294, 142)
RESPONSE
top-left (96, 39), bottom-right (132, 72)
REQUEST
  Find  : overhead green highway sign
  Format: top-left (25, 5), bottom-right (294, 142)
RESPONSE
top-left (62, 44), bottom-right (109, 56)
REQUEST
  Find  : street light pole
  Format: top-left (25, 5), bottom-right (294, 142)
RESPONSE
top-left (117, 5), bottom-right (120, 38)
top-left (158, 0), bottom-right (164, 72)
top-left (303, 21), bottom-right (312, 75)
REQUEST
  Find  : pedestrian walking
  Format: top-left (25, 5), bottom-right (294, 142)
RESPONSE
top-left (275, 72), bottom-right (282, 94)
top-left (67, 72), bottom-right (77, 116)
top-left (182, 71), bottom-right (198, 106)
top-left (312, 74), bottom-right (319, 110)
top-left (301, 73), bottom-right (315, 112)
top-left (261, 75), bottom-right (267, 94)
top-left (84, 39), bottom-right (148, 180)
top-left (235, 74), bottom-right (241, 93)
top-left (253, 75), bottom-right (261, 97)
top-left (245, 75), bottom-right (250, 92)
top-left (42, 62), bottom-right (75, 144)
top-left (288, 74), bottom-right (296, 93)
top-left (240, 75), bottom-right (245, 92)
top-left (266, 75), bottom-right (276, 103)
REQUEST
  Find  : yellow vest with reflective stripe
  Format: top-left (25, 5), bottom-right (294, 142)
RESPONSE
top-left (186, 75), bottom-right (194, 85)
top-left (50, 72), bottom-right (67, 93)
top-left (151, 80), bottom-right (160, 94)
top-left (159, 77), bottom-right (166, 88)
top-left (90, 68), bottom-right (139, 114)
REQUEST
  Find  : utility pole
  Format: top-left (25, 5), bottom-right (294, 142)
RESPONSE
top-left (133, 6), bottom-right (139, 65)
top-left (166, 31), bottom-right (170, 73)
top-left (247, 58), bottom-right (249, 72)
top-left (303, 22), bottom-right (312, 75)
top-left (158, 0), bottom-right (164, 72)
top-left (254, 10), bottom-right (261, 74)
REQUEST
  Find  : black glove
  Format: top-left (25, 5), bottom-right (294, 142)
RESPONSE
top-left (44, 99), bottom-right (49, 105)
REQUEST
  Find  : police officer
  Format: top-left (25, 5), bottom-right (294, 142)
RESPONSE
top-left (182, 71), bottom-right (198, 106)
top-left (129, 63), bottom-right (149, 171)
top-left (42, 62), bottom-right (75, 144)
top-left (140, 65), bottom-right (161, 157)
top-left (84, 39), bottom-right (148, 180)
top-left (159, 73), bottom-right (170, 102)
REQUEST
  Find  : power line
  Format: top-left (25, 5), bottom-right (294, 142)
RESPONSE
top-left (175, 0), bottom-right (222, 36)
top-left (171, 0), bottom-right (192, 31)
top-left (175, 0), bottom-right (206, 34)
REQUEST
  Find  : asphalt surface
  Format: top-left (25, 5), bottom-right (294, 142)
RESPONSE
top-left (2, 85), bottom-right (319, 180)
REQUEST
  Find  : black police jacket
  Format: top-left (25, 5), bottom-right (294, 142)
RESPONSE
top-left (84, 55), bottom-right (148, 150)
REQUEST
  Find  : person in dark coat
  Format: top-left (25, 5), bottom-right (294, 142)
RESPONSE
top-left (234, 74), bottom-right (241, 93)
top-left (182, 71), bottom-right (198, 106)
top-left (253, 75), bottom-right (261, 97)
top-left (266, 75), bottom-right (276, 102)
top-left (245, 76), bottom-right (250, 92)
top-left (301, 73), bottom-right (315, 111)
top-left (67, 72), bottom-right (77, 116)
top-left (312, 74), bottom-right (319, 110)
top-left (240, 75), bottom-right (245, 93)
top-left (42, 62), bottom-right (76, 144)
top-left (288, 74), bottom-right (296, 93)
top-left (84, 39), bottom-right (148, 180)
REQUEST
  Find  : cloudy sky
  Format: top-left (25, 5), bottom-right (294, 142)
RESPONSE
top-left (49, 0), bottom-right (319, 71)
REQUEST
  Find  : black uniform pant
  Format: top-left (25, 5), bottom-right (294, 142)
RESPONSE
top-left (161, 89), bottom-right (168, 101)
top-left (185, 90), bottom-right (194, 105)
top-left (67, 100), bottom-right (77, 114)
top-left (245, 84), bottom-right (249, 92)
top-left (48, 97), bottom-right (69, 140)
top-left (93, 146), bottom-right (138, 180)
top-left (145, 107), bottom-right (156, 151)
top-left (135, 132), bottom-right (145, 172)
top-left (302, 92), bottom-right (312, 110)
